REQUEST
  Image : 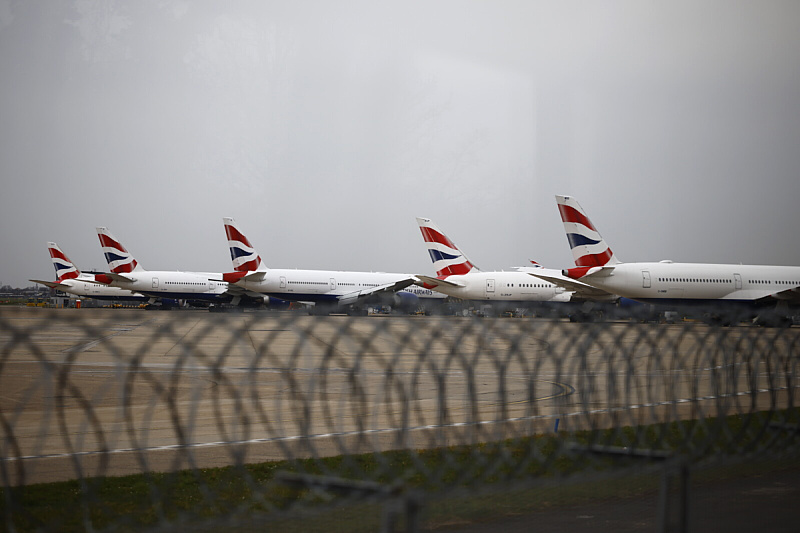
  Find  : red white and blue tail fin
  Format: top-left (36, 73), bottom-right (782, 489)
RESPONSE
top-left (223, 217), bottom-right (266, 272)
top-left (556, 195), bottom-right (619, 268)
top-left (96, 227), bottom-right (143, 273)
top-left (48, 242), bottom-right (80, 282)
top-left (416, 217), bottom-right (479, 277)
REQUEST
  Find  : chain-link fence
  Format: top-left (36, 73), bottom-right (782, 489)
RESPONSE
top-left (1, 307), bottom-right (799, 532)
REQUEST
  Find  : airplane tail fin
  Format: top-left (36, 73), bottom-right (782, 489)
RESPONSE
top-left (416, 217), bottom-right (479, 277)
top-left (223, 217), bottom-right (266, 272)
top-left (48, 242), bottom-right (80, 282)
top-left (555, 195), bottom-right (619, 267)
top-left (96, 227), bottom-right (143, 273)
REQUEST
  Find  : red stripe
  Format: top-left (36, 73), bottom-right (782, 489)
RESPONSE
top-left (225, 225), bottom-right (253, 248)
top-left (419, 226), bottom-right (458, 249)
top-left (223, 271), bottom-right (248, 283)
top-left (558, 204), bottom-right (596, 231)
top-left (112, 260), bottom-right (137, 273)
top-left (48, 247), bottom-right (70, 262)
top-left (575, 249), bottom-right (614, 267)
top-left (235, 257), bottom-right (261, 272)
top-left (98, 233), bottom-right (128, 253)
top-left (564, 266), bottom-right (594, 279)
top-left (57, 271), bottom-right (79, 282)
top-left (437, 262), bottom-right (473, 277)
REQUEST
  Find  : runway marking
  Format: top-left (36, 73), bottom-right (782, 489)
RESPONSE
top-left (3, 384), bottom-right (795, 463)
top-left (61, 320), bottom-right (154, 354)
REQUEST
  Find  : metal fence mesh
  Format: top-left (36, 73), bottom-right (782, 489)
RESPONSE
top-left (1, 307), bottom-right (799, 531)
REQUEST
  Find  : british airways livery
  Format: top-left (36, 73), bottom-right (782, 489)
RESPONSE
top-left (414, 217), bottom-right (613, 307)
top-left (220, 217), bottom-right (445, 313)
top-left (532, 195), bottom-right (800, 319)
top-left (92, 227), bottom-right (243, 307)
top-left (30, 242), bottom-right (146, 302)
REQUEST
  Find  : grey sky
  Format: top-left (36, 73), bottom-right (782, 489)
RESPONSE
top-left (2, 1), bottom-right (800, 288)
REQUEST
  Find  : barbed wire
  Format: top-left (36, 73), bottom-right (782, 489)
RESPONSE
top-left (1, 307), bottom-right (798, 531)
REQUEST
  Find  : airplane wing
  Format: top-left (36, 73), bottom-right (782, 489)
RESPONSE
top-left (337, 277), bottom-right (416, 306)
top-left (413, 275), bottom-right (465, 289)
top-left (758, 286), bottom-right (800, 303)
top-left (221, 284), bottom-right (267, 299)
top-left (527, 272), bottom-right (616, 300)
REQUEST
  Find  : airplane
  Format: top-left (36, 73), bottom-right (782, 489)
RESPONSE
top-left (531, 195), bottom-right (800, 322)
top-left (414, 217), bottom-right (615, 313)
top-left (92, 227), bottom-right (266, 308)
top-left (220, 217), bottom-right (446, 314)
top-left (30, 242), bottom-right (147, 303)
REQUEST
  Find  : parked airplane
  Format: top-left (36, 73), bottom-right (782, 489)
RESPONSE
top-left (30, 242), bottom-right (146, 302)
top-left (220, 217), bottom-right (445, 313)
top-left (92, 227), bottom-right (262, 308)
top-left (533, 195), bottom-right (800, 321)
top-left (414, 217), bottom-right (614, 311)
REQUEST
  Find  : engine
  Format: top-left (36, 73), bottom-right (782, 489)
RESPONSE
top-left (393, 291), bottom-right (420, 312)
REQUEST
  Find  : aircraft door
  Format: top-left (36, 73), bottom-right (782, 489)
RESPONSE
top-left (486, 279), bottom-right (495, 296)
top-left (152, 277), bottom-right (159, 289)
top-left (329, 278), bottom-right (337, 290)
top-left (642, 270), bottom-right (651, 288)
top-left (280, 276), bottom-right (287, 289)
top-left (734, 273), bottom-right (742, 290)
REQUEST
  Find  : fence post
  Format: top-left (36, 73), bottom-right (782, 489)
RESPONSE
top-left (658, 459), bottom-right (689, 533)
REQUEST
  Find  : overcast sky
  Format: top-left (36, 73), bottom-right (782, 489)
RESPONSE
top-left (2, 1), bottom-right (800, 288)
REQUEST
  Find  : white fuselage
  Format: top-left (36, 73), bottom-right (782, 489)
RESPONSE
top-left (236, 269), bottom-right (446, 304)
top-left (577, 261), bottom-right (800, 306)
top-left (58, 275), bottom-right (145, 301)
top-left (425, 269), bottom-right (572, 303)
top-left (104, 271), bottom-right (230, 301)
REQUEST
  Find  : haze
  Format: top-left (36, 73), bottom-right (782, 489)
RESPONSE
top-left (2, 1), bottom-right (800, 288)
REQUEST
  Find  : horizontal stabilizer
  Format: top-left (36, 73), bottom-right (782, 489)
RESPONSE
top-left (527, 272), bottom-right (615, 299)
top-left (220, 271), bottom-right (267, 284)
top-left (29, 279), bottom-right (63, 289)
top-left (414, 275), bottom-right (465, 289)
top-left (563, 265), bottom-right (616, 280)
top-left (107, 272), bottom-right (134, 282)
top-left (242, 271), bottom-right (267, 282)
